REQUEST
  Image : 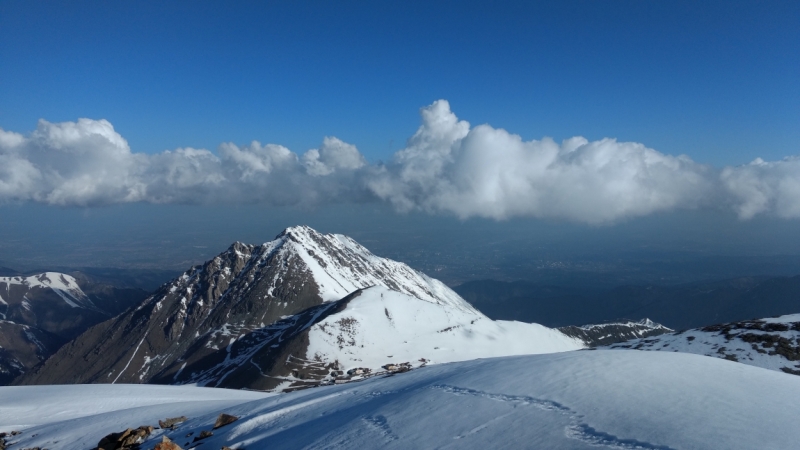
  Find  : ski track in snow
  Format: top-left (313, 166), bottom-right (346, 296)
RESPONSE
top-left (432, 384), bottom-right (675, 449)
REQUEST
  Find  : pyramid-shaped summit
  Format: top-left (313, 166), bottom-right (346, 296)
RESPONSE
top-left (18, 226), bottom-right (583, 391)
top-left (18, 226), bottom-right (478, 385)
top-left (271, 225), bottom-right (475, 309)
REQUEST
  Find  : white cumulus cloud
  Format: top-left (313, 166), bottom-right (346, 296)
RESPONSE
top-left (303, 137), bottom-right (366, 176)
top-left (1, 100), bottom-right (799, 223)
top-left (721, 157), bottom-right (800, 219)
top-left (368, 100), bottom-right (715, 223)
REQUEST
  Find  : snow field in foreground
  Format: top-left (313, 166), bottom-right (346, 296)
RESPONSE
top-left (3, 350), bottom-right (800, 450)
top-left (0, 384), bottom-right (270, 429)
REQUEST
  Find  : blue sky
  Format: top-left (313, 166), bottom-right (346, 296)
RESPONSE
top-left (2, 0), bottom-right (797, 166)
top-left (2, 1), bottom-right (800, 273)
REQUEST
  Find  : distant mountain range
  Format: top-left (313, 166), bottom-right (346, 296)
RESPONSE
top-left (558, 319), bottom-right (672, 347)
top-left (604, 313), bottom-right (800, 375)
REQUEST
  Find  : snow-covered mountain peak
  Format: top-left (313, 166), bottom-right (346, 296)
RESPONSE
top-left (20, 226), bottom-right (485, 387)
top-left (263, 225), bottom-right (476, 311)
top-left (0, 272), bottom-right (95, 310)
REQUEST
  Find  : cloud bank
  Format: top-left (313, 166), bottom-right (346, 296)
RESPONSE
top-left (1, 100), bottom-right (798, 223)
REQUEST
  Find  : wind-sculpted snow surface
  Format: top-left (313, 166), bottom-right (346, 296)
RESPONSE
top-left (605, 313), bottom-right (800, 375)
top-left (4, 351), bottom-right (800, 449)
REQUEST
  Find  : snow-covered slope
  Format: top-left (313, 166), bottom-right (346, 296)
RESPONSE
top-left (19, 226), bottom-right (575, 389)
top-left (173, 286), bottom-right (583, 391)
top-left (4, 351), bottom-right (800, 450)
top-left (605, 313), bottom-right (800, 375)
top-left (559, 318), bottom-right (672, 347)
top-left (0, 384), bottom-right (268, 431)
top-left (306, 286), bottom-right (581, 373)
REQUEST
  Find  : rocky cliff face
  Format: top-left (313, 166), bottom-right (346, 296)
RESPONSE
top-left (18, 226), bottom-right (480, 386)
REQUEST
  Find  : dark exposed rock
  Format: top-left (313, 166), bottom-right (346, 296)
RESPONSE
top-left (17, 233), bottom-right (326, 387)
top-left (158, 416), bottom-right (187, 429)
top-left (176, 289), bottom-right (361, 391)
top-left (780, 367), bottom-right (800, 375)
top-left (383, 362), bottom-right (412, 373)
top-left (0, 429), bottom-right (22, 450)
top-left (95, 425), bottom-right (153, 450)
top-left (0, 273), bottom-right (146, 341)
top-left (192, 430), bottom-right (213, 442)
top-left (213, 413), bottom-right (238, 429)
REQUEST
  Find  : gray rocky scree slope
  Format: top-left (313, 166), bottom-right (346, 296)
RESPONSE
top-left (18, 226), bottom-right (473, 386)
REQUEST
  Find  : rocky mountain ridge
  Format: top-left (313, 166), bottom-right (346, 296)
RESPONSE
top-left (558, 318), bottom-right (672, 347)
top-left (16, 226), bottom-right (496, 387)
top-left (604, 313), bottom-right (800, 375)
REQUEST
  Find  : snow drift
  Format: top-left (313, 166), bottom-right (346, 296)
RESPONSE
top-left (3, 350), bottom-right (800, 449)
